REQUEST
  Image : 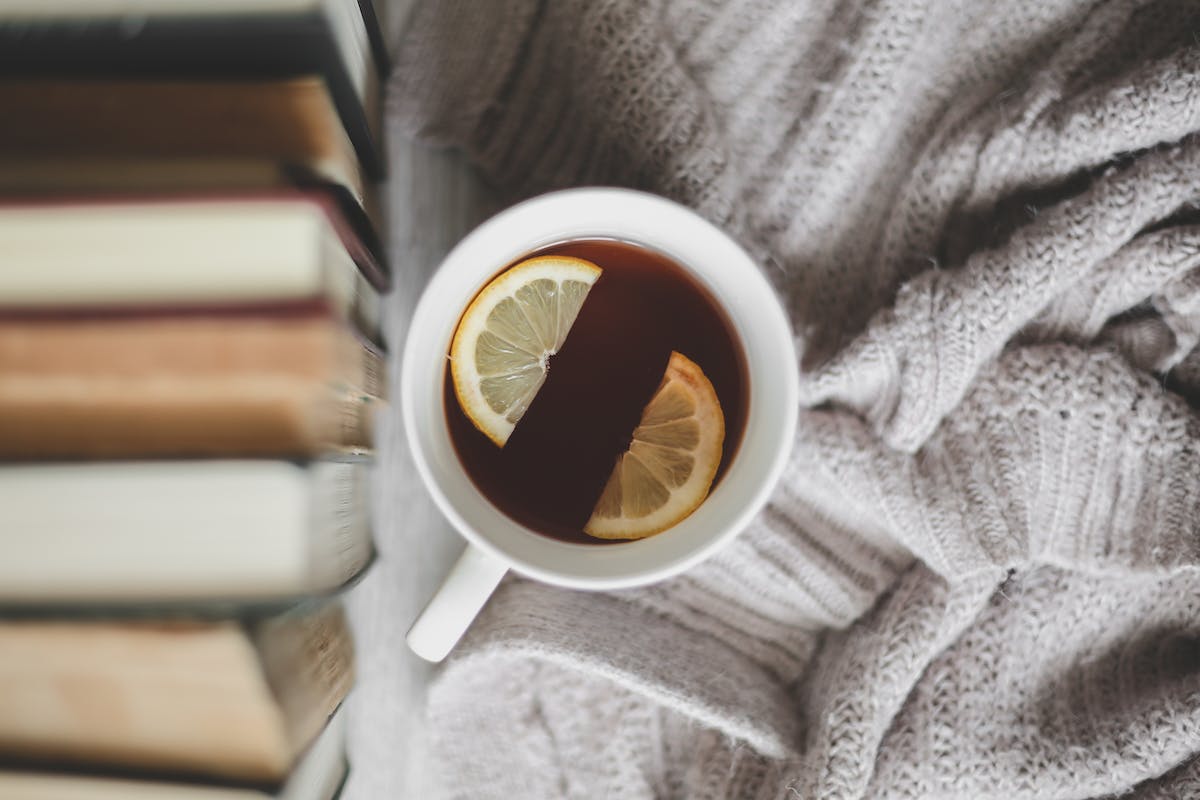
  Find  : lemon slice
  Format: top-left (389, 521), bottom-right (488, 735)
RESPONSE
top-left (584, 352), bottom-right (725, 539)
top-left (450, 255), bottom-right (602, 446)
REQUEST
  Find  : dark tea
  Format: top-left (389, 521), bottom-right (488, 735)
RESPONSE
top-left (444, 239), bottom-right (748, 543)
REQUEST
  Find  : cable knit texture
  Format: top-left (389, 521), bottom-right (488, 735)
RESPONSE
top-left (388, 1), bottom-right (1200, 797)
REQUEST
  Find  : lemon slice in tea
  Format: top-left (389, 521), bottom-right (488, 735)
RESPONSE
top-left (450, 255), bottom-right (602, 446)
top-left (584, 351), bottom-right (725, 539)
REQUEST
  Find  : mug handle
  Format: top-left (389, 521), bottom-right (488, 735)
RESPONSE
top-left (406, 543), bottom-right (508, 662)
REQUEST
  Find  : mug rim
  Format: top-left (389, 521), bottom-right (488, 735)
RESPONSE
top-left (401, 188), bottom-right (797, 590)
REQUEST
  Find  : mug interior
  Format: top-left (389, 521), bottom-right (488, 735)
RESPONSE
top-left (401, 188), bottom-right (797, 590)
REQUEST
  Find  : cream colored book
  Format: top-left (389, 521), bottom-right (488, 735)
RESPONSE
top-left (0, 157), bottom-right (383, 254)
top-left (0, 192), bottom-right (385, 327)
top-left (0, 604), bottom-right (354, 784)
top-left (0, 461), bottom-right (372, 605)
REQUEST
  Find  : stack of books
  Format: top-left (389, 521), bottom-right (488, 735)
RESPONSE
top-left (0, 2), bottom-right (390, 798)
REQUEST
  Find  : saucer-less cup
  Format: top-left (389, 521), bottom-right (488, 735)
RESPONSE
top-left (402, 188), bottom-right (798, 662)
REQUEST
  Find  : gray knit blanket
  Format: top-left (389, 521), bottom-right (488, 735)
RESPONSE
top-left (389, 1), bottom-right (1200, 797)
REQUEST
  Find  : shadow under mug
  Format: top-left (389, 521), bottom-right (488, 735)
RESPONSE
top-left (402, 188), bottom-right (798, 662)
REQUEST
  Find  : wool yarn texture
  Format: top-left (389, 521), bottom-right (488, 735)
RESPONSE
top-left (389, 1), bottom-right (1200, 797)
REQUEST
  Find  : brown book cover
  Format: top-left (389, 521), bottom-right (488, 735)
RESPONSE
top-left (0, 1), bottom-right (386, 176)
top-left (0, 310), bottom-right (384, 459)
top-left (0, 77), bottom-right (357, 173)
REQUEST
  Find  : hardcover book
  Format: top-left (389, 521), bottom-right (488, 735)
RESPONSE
top-left (0, 0), bottom-right (386, 175)
top-left (0, 461), bottom-right (374, 605)
top-left (0, 603), bottom-right (354, 783)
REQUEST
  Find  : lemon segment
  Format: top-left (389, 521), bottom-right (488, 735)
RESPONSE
top-left (450, 256), bottom-right (602, 446)
top-left (584, 351), bottom-right (725, 540)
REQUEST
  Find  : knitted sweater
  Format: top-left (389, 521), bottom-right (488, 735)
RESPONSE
top-left (389, 1), bottom-right (1200, 797)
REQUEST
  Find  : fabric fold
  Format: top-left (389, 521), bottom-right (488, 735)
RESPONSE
top-left (864, 565), bottom-right (1200, 799)
top-left (433, 578), bottom-right (803, 758)
top-left (381, 1), bottom-right (1200, 797)
top-left (798, 137), bottom-right (1200, 453)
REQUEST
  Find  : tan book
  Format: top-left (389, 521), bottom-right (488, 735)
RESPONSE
top-left (0, 706), bottom-right (347, 799)
top-left (0, 311), bottom-right (383, 459)
top-left (0, 604), bottom-right (353, 784)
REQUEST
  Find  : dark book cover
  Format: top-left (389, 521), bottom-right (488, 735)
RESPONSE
top-left (0, 8), bottom-right (386, 177)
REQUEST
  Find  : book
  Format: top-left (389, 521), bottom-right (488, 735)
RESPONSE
top-left (0, 156), bottom-right (383, 258)
top-left (0, 155), bottom-right (360, 201)
top-left (0, 0), bottom-right (385, 175)
top-left (0, 310), bottom-right (383, 459)
top-left (0, 460), bottom-right (373, 606)
top-left (0, 707), bottom-right (347, 800)
top-left (0, 604), bottom-right (353, 784)
top-left (0, 191), bottom-right (388, 315)
top-left (0, 76), bottom-right (381, 207)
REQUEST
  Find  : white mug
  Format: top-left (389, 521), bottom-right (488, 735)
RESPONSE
top-left (402, 188), bottom-right (797, 662)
